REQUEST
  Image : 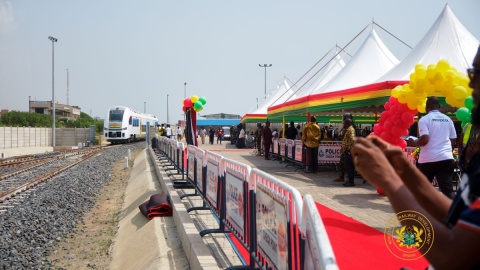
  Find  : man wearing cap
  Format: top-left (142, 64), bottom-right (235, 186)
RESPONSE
top-left (302, 116), bottom-right (320, 173)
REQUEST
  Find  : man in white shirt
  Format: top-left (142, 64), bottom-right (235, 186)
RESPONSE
top-left (200, 127), bottom-right (207, 144)
top-left (408, 96), bottom-right (457, 198)
top-left (177, 126), bottom-right (182, 141)
top-left (166, 124), bottom-right (172, 139)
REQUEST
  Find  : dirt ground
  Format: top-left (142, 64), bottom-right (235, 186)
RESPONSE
top-left (48, 149), bottom-right (142, 270)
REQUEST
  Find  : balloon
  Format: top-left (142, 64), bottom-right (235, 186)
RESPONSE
top-left (456, 107), bottom-right (470, 122)
top-left (465, 96), bottom-right (474, 110)
top-left (199, 97), bottom-right (207, 105)
top-left (191, 95), bottom-right (199, 103)
top-left (391, 126), bottom-right (403, 137)
top-left (401, 112), bottom-right (414, 125)
top-left (452, 86), bottom-right (467, 100)
top-left (436, 59), bottom-right (450, 73)
top-left (377, 187), bottom-right (386, 196)
top-left (184, 98), bottom-right (193, 107)
top-left (182, 106), bottom-right (187, 112)
top-left (193, 101), bottom-right (203, 111)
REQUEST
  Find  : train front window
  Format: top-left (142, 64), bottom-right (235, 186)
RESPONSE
top-left (109, 110), bottom-right (124, 122)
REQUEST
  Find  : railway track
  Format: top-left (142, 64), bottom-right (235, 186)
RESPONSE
top-left (0, 146), bottom-right (110, 212)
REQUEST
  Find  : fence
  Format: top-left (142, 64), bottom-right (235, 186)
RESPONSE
top-left (153, 137), bottom-right (339, 270)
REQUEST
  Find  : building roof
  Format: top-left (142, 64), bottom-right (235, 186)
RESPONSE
top-left (196, 119), bottom-right (240, 127)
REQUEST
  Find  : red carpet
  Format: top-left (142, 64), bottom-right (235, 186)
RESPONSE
top-left (316, 202), bottom-right (429, 270)
top-left (227, 202), bottom-right (429, 269)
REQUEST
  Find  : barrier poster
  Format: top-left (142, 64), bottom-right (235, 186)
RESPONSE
top-left (188, 150), bottom-right (195, 181)
top-left (286, 139), bottom-right (294, 160)
top-left (195, 150), bottom-right (204, 190)
top-left (317, 144), bottom-right (341, 164)
top-left (225, 167), bottom-right (245, 237)
top-left (256, 184), bottom-right (288, 270)
top-left (294, 140), bottom-right (303, 162)
top-left (206, 159), bottom-right (219, 208)
top-left (273, 139), bottom-right (278, 154)
top-left (279, 138), bottom-right (286, 157)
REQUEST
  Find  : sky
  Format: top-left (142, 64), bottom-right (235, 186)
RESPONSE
top-left (0, 1), bottom-right (479, 124)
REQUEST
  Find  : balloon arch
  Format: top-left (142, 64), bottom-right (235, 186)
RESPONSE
top-left (373, 59), bottom-right (473, 149)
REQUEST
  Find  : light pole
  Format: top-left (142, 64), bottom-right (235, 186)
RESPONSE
top-left (256, 98), bottom-right (258, 108)
top-left (167, 94), bottom-right (170, 124)
top-left (48, 36), bottom-right (58, 147)
top-left (184, 82), bottom-right (187, 99)
top-left (259, 64), bottom-right (272, 96)
top-left (66, 68), bottom-right (69, 105)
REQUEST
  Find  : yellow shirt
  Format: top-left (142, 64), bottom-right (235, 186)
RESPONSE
top-left (302, 122), bottom-right (320, 148)
top-left (341, 126), bottom-right (355, 153)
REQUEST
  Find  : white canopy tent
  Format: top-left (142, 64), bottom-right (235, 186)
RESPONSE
top-left (314, 28), bottom-right (399, 94)
top-left (377, 4), bottom-right (479, 81)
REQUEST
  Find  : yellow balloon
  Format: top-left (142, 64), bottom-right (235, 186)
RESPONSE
top-left (417, 102), bottom-right (426, 113)
top-left (436, 59), bottom-right (450, 73)
top-left (426, 66), bottom-right (436, 82)
top-left (391, 88), bottom-right (400, 98)
top-left (452, 86), bottom-right (467, 100)
top-left (445, 95), bottom-right (455, 107)
top-left (191, 95), bottom-right (199, 103)
top-left (415, 64), bottom-right (427, 79)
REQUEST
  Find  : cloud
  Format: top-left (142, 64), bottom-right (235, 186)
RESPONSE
top-left (0, 0), bottom-right (15, 34)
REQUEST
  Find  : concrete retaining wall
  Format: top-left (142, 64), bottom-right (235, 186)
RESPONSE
top-left (0, 127), bottom-right (91, 148)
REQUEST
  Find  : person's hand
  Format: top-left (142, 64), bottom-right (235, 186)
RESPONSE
top-left (351, 137), bottom-right (400, 188)
top-left (407, 138), bottom-right (416, 147)
top-left (367, 135), bottom-right (412, 178)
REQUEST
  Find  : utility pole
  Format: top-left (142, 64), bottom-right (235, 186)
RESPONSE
top-left (259, 64), bottom-right (272, 96)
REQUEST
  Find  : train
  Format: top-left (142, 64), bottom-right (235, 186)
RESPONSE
top-left (104, 106), bottom-right (159, 144)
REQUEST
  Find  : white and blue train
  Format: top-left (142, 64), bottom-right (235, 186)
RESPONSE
top-left (104, 106), bottom-right (159, 144)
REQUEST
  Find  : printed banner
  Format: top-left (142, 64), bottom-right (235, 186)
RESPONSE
top-left (273, 139), bottom-right (278, 154)
top-left (195, 151), bottom-right (204, 191)
top-left (294, 140), bottom-right (303, 162)
top-left (286, 139), bottom-right (294, 160)
top-left (188, 151), bottom-right (195, 181)
top-left (225, 168), bottom-right (245, 237)
top-left (256, 185), bottom-right (288, 270)
top-left (206, 160), bottom-right (219, 208)
top-left (317, 144), bottom-right (341, 164)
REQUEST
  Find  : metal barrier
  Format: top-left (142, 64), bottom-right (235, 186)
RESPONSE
top-left (301, 195), bottom-right (338, 270)
top-left (200, 150), bottom-right (226, 237)
top-left (250, 168), bottom-right (303, 270)
top-left (152, 139), bottom-right (339, 270)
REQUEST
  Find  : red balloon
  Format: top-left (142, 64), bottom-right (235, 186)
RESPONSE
top-left (377, 187), bottom-right (386, 196)
top-left (384, 120), bottom-right (393, 130)
top-left (373, 124), bottom-right (383, 134)
top-left (391, 126), bottom-right (403, 136)
top-left (401, 112), bottom-right (413, 124)
top-left (184, 98), bottom-right (193, 107)
top-left (182, 106), bottom-right (187, 112)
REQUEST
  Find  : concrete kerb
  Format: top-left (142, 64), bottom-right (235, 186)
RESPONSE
top-left (148, 148), bottom-right (220, 270)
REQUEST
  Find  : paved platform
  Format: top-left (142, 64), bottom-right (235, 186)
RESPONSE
top-left (2, 142), bottom-right (397, 268)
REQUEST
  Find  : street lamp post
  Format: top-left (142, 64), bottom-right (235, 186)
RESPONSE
top-left (259, 64), bottom-right (272, 96)
top-left (48, 36), bottom-right (58, 147)
top-left (66, 68), bottom-right (69, 105)
top-left (167, 94), bottom-right (170, 124)
top-left (184, 82), bottom-right (187, 99)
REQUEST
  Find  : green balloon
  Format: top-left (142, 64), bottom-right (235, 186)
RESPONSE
top-left (193, 101), bottom-right (203, 110)
top-left (465, 96), bottom-right (474, 110)
top-left (199, 97), bottom-right (207, 105)
top-left (456, 107), bottom-right (470, 122)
